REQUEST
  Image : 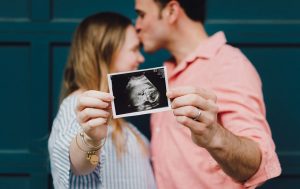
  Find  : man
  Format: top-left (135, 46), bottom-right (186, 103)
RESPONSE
top-left (135, 0), bottom-right (281, 188)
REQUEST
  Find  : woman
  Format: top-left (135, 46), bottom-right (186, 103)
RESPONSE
top-left (48, 12), bottom-right (156, 189)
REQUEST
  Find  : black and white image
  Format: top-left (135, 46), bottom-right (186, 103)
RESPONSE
top-left (108, 66), bottom-right (171, 118)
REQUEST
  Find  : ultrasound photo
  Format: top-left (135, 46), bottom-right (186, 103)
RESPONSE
top-left (108, 67), bottom-right (171, 118)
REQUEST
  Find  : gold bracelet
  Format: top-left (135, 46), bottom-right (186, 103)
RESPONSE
top-left (79, 132), bottom-right (106, 150)
top-left (75, 134), bottom-right (102, 165)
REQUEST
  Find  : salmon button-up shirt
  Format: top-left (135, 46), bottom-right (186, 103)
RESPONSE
top-left (151, 31), bottom-right (281, 189)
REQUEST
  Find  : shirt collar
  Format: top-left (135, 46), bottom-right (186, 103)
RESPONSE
top-left (165, 31), bottom-right (227, 78)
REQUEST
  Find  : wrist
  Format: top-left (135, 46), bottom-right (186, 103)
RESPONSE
top-left (83, 132), bottom-right (103, 146)
top-left (206, 123), bottom-right (226, 151)
top-left (75, 133), bottom-right (105, 165)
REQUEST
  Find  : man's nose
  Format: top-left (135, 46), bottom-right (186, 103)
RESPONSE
top-left (135, 18), bottom-right (141, 33)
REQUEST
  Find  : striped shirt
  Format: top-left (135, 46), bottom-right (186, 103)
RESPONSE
top-left (48, 95), bottom-right (156, 189)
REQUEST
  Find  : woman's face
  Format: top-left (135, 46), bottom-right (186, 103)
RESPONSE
top-left (111, 25), bottom-right (144, 73)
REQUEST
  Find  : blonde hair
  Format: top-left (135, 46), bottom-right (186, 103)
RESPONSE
top-left (60, 12), bottom-right (147, 158)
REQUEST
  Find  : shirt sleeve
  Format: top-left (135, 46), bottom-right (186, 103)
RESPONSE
top-left (211, 47), bottom-right (281, 188)
top-left (48, 97), bottom-right (105, 188)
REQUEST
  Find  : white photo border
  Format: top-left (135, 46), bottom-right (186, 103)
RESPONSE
top-left (107, 66), bottom-right (171, 118)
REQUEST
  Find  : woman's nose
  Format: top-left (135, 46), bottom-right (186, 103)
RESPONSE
top-left (137, 51), bottom-right (145, 64)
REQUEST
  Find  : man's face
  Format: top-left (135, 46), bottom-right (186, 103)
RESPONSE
top-left (135, 0), bottom-right (168, 53)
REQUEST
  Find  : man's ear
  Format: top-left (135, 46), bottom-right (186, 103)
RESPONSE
top-left (163, 0), bottom-right (180, 24)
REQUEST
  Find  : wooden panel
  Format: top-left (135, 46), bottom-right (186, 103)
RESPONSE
top-left (50, 43), bottom-right (70, 119)
top-left (0, 43), bottom-right (31, 150)
top-left (0, 0), bottom-right (30, 20)
top-left (206, 0), bottom-right (300, 45)
top-left (51, 0), bottom-right (136, 21)
top-left (0, 42), bottom-right (49, 188)
top-left (0, 174), bottom-right (30, 189)
top-left (261, 175), bottom-right (300, 188)
top-left (0, 172), bottom-right (48, 189)
top-left (31, 0), bottom-right (51, 21)
top-left (207, 0), bottom-right (300, 20)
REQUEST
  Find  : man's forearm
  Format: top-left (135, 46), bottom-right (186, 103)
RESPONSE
top-left (206, 124), bottom-right (261, 182)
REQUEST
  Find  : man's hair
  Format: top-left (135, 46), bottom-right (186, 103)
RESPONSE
top-left (154, 0), bottom-right (206, 23)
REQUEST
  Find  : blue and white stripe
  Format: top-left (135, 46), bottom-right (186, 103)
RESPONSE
top-left (48, 95), bottom-right (156, 189)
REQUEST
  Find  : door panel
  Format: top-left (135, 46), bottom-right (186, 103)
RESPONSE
top-left (0, 0), bottom-right (299, 188)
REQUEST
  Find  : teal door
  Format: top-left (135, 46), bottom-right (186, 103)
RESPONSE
top-left (0, 0), bottom-right (299, 188)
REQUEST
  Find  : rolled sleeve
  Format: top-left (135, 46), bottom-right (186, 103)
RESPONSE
top-left (237, 118), bottom-right (281, 188)
top-left (215, 85), bottom-right (281, 188)
top-left (243, 137), bottom-right (281, 188)
top-left (222, 113), bottom-right (281, 188)
top-left (212, 51), bottom-right (281, 187)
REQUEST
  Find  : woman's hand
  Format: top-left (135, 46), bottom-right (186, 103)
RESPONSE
top-left (76, 90), bottom-right (114, 143)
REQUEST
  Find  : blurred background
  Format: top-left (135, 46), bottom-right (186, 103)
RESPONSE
top-left (0, 0), bottom-right (299, 188)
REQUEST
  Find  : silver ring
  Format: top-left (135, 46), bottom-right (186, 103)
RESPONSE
top-left (193, 108), bottom-right (202, 121)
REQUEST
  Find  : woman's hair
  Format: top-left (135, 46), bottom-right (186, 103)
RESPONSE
top-left (60, 12), bottom-right (147, 158)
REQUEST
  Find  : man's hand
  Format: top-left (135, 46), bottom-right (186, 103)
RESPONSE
top-left (167, 86), bottom-right (261, 182)
top-left (167, 86), bottom-right (220, 148)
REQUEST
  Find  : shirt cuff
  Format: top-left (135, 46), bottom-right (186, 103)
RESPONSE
top-left (243, 135), bottom-right (281, 188)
